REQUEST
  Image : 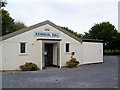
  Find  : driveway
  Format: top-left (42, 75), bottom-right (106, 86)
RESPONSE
top-left (2, 56), bottom-right (118, 88)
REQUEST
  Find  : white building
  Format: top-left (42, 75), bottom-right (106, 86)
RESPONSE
top-left (0, 20), bottom-right (103, 70)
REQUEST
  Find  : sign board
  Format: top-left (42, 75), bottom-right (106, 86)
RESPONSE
top-left (34, 32), bottom-right (59, 38)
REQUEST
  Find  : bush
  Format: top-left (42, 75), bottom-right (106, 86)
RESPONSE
top-left (66, 58), bottom-right (80, 68)
top-left (20, 62), bottom-right (38, 71)
top-left (104, 49), bottom-right (120, 55)
top-left (28, 63), bottom-right (38, 71)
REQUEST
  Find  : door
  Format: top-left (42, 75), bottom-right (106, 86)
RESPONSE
top-left (45, 44), bottom-right (53, 67)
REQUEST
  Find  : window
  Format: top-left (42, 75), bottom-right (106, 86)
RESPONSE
top-left (20, 42), bottom-right (26, 53)
top-left (66, 43), bottom-right (70, 52)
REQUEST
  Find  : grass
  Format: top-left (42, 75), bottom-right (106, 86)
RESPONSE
top-left (0, 70), bottom-right (21, 72)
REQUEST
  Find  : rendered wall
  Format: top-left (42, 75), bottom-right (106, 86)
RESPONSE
top-left (36, 24), bottom-right (82, 67)
top-left (2, 41), bottom-right (42, 70)
top-left (53, 43), bottom-right (58, 65)
top-left (1, 28), bottom-right (43, 70)
top-left (81, 42), bottom-right (103, 64)
top-left (1, 23), bottom-right (103, 70)
top-left (1, 24), bottom-right (82, 70)
top-left (60, 41), bottom-right (82, 66)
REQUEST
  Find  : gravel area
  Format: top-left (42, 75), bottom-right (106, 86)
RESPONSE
top-left (2, 56), bottom-right (118, 88)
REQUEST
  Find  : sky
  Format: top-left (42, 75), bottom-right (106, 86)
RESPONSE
top-left (4, 0), bottom-right (119, 34)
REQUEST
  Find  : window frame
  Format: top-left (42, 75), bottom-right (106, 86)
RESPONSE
top-left (66, 43), bottom-right (70, 52)
top-left (19, 42), bottom-right (27, 54)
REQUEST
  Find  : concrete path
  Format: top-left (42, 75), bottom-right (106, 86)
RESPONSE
top-left (2, 56), bottom-right (118, 88)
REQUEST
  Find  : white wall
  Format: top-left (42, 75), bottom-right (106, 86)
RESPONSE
top-left (2, 41), bottom-right (42, 70)
top-left (30, 24), bottom-right (82, 67)
top-left (1, 23), bottom-right (103, 70)
top-left (1, 24), bottom-right (82, 70)
top-left (81, 42), bottom-right (103, 64)
top-left (1, 26), bottom-right (44, 70)
top-left (46, 25), bottom-right (82, 66)
top-left (37, 24), bottom-right (82, 67)
top-left (53, 43), bottom-right (58, 65)
top-left (60, 42), bottom-right (82, 66)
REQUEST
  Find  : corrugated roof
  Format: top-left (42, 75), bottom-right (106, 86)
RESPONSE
top-left (1, 20), bottom-right (82, 43)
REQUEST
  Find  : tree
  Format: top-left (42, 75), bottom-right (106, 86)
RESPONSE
top-left (14, 21), bottom-right (27, 31)
top-left (2, 9), bottom-right (27, 36)
top-left (116, 33), bottom-right (120, 51)
top-left (83, 32), bottom-right (90, 39)
top-left (2, 9), bottom-right (15, 36)
top-left (109, 32), bottom-right (120, 53)
top-left (61, 26), bottom-right (83, 38)
top-left (83, 22), bottom-right (119, 54)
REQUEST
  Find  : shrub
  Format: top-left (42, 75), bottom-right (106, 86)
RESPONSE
top-left (20, 62), bottom-right (38, 71)
top-left (28, 63), bottom-right (38, 71)
top-left (66, 58), bottom-right (80, 68)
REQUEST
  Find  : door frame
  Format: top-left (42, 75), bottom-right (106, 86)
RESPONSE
top-left (42, 41), bottom-right (60, 69)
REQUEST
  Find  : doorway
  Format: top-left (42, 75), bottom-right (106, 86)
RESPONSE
top-left (45, 44), bottom-right (53, 67)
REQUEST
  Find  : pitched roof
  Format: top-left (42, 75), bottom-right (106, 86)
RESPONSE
top-left (1, 20), bottom-right (82, 43)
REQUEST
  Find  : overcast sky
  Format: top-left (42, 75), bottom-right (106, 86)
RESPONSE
top-left (5, 0), bottom-right (119, 34)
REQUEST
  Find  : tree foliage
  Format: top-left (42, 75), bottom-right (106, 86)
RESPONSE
top-left (83, 22), bottom-right (120, 54)
top-left (14, 21), bottom-right (27, 31)
top-left (2, 9), bottom-right (15, 36)
top-left (61, 26), bottom-right (83, 38)
top-left (2, 9), bottom-right (27, 36)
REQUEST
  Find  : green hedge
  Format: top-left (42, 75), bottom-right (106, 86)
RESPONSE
top-left (104, 50), bottom-right (120, 55)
